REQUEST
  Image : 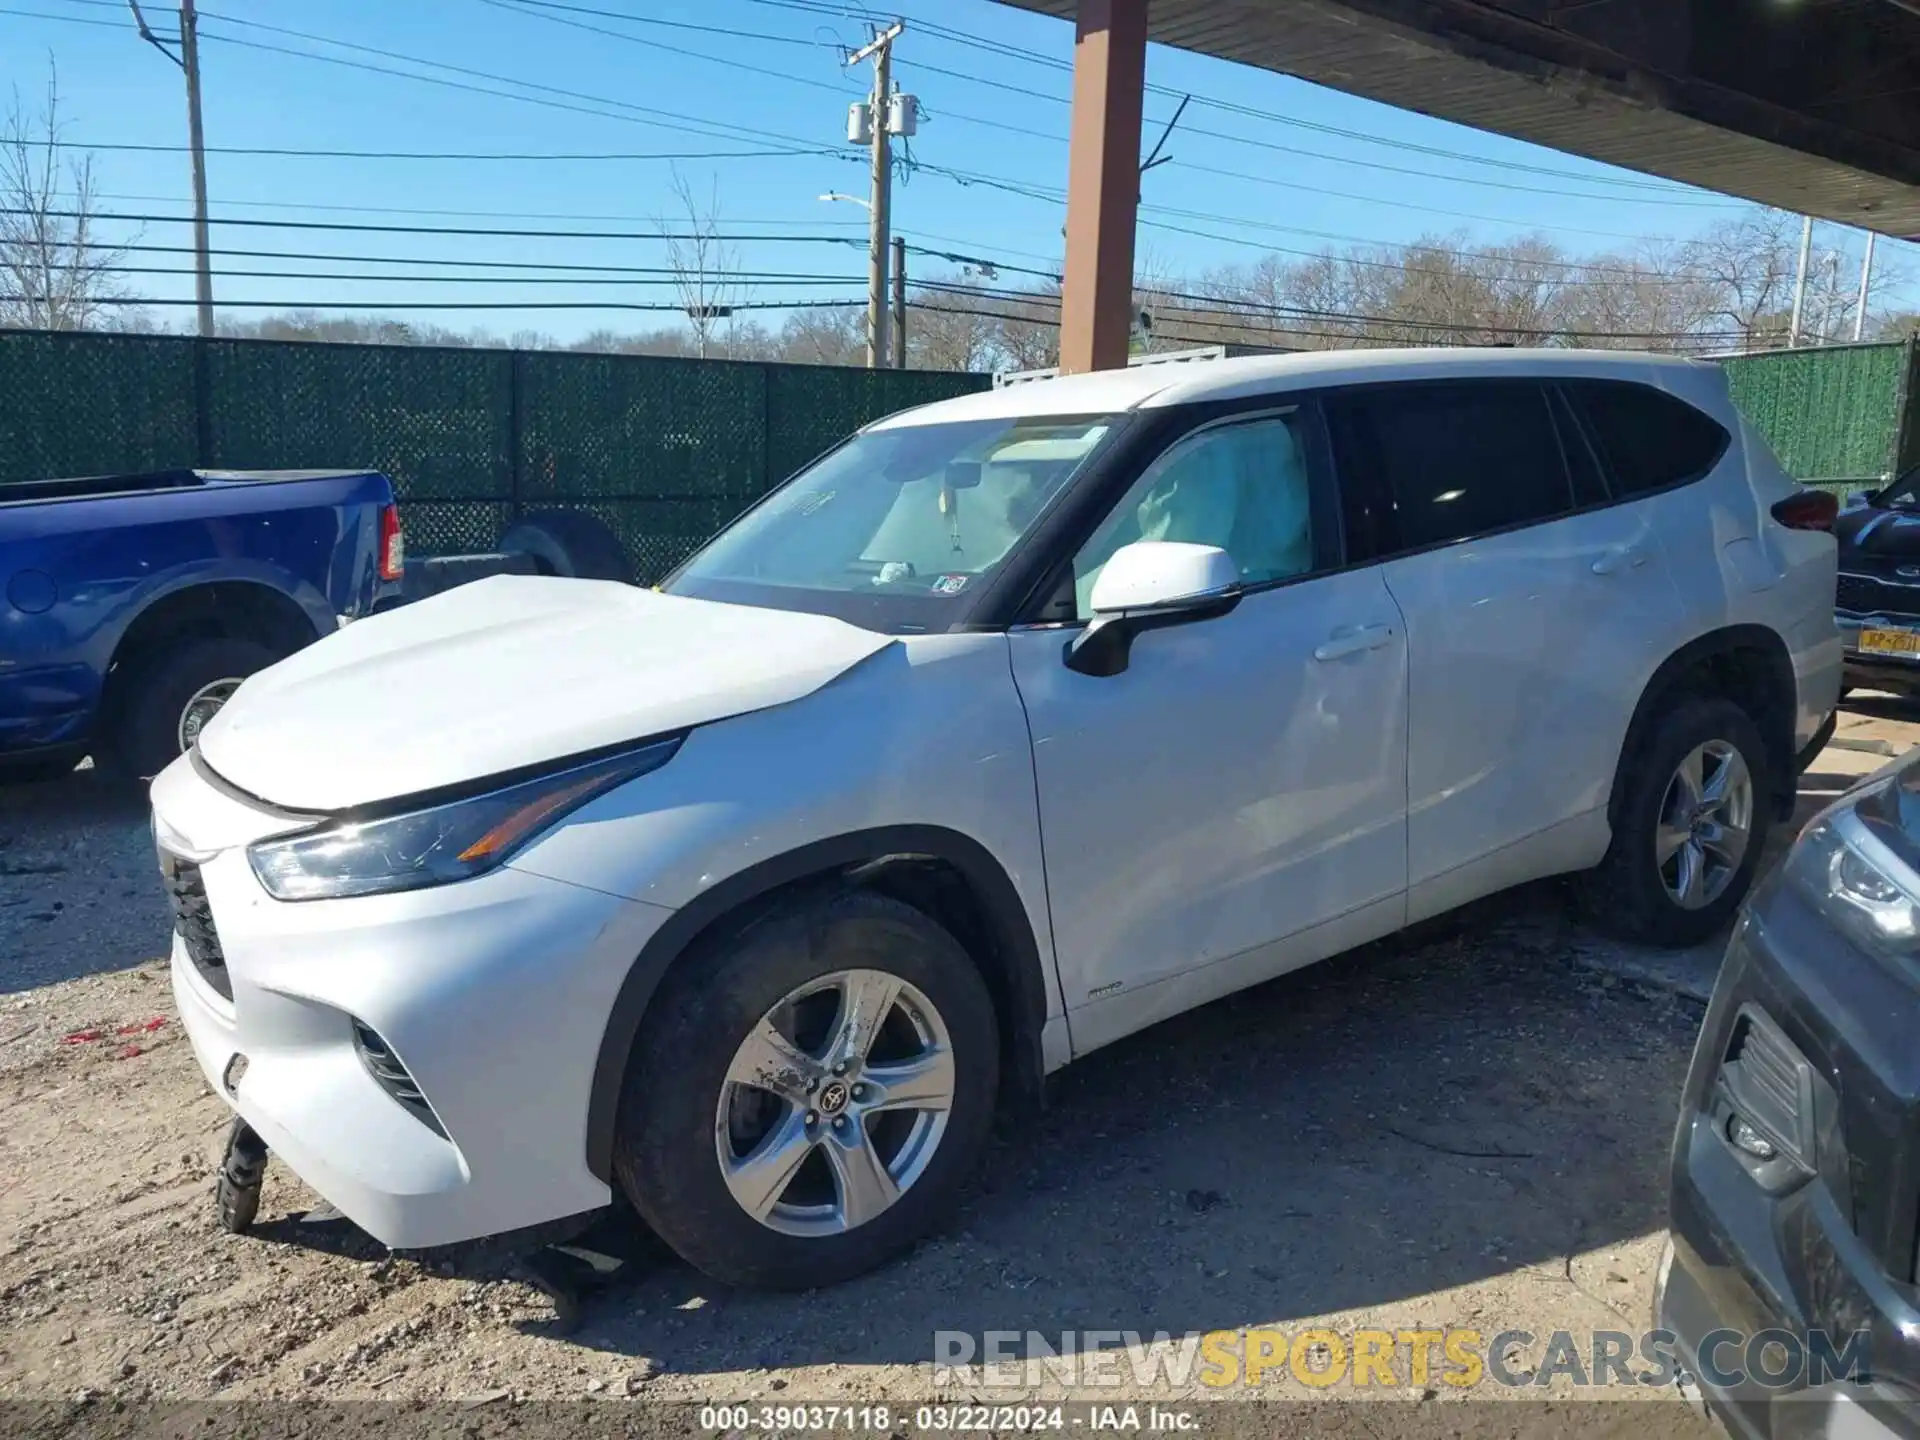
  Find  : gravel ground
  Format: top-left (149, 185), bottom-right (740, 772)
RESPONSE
top-left (7, 708), bottom-right (1912, 1421)
top-left (1, 766), bottom-right (164, 996)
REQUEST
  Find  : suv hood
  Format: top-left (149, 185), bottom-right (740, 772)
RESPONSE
top-left (1836, 505), bottom-right (1920, 559)
top-left (197, 575), bottom-right (892, 811)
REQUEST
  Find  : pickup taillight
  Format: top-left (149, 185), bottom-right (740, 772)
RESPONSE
top-left (379, 503), bottom-right (405, 581)
top-left (1771, 489), bottom-right (1839, 532)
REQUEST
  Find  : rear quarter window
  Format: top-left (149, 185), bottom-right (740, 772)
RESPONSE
top-left (1562, 379), bottom-right (1730, 498)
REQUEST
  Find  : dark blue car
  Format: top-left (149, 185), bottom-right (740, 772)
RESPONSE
top-left (0, 467), bottom-right (402, 782)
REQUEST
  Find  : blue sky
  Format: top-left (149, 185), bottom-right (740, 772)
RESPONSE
top-left (0, 0), bottom-right (1904, 340)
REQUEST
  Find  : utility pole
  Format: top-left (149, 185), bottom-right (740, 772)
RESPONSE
top-left (1788, 214), bottom-right (1814, 349)
top-left (1854, 231), bottom-right (1878, 343)
top-left (128, 0), bottom-right (213, 336)
top-left (891, 235), bottom-right (906, 368)
top-left (848, 22), bottom-right (902, 369)
top-left (181, 0), bottom-right (213, 337)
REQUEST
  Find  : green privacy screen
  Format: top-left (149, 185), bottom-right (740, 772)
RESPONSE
top-left (1721, 340), bottom-right (1918, 493)
top-left (0, 329), bottom-right (989, 582)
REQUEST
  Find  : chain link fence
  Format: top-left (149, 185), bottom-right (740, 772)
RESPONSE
top-left (0, 329), bottom-right (989, 582)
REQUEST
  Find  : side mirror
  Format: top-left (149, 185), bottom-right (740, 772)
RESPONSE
top-left (1846, 489), bottom-right (1878, 509)
top-left (1065, 542), bottom-right (1241, 677)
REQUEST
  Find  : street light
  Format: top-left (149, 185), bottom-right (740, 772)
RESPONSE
top-left (818, 192), bottom-right (872, 212)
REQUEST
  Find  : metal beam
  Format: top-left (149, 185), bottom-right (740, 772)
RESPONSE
top-left (1059, 0), bottom-right (1148, 374)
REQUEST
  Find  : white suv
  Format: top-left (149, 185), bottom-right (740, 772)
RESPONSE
top-left (154, 348), bottom-right (1841, 1289)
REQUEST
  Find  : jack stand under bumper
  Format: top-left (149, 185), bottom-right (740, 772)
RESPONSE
top-left (216, 1116), bottom-right (269, 1234)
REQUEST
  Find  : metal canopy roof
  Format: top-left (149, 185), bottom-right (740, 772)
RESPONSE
top-left (994, 0), bottom-right (1920, 238)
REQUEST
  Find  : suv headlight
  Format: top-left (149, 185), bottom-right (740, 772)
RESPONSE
top-left (1784, 799), bottom-right (1920, 967)
top-left (247, 737), bottom-right (681, 901)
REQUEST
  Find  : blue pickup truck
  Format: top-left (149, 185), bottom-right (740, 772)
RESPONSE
top-left (0, 468), bottom-right (403, 783)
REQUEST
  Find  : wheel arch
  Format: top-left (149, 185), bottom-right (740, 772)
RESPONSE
top-left (99, 579), bottom-right (322, 735)
top-left (584, 824), bottom-right (1049, 1184)
top-left (1612, 623), bottom-right (1799, 824)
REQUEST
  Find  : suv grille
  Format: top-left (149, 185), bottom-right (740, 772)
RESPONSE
top-left (158, 851), bottom-right (231, 1000)
top-left (1837, 571), bottom-right (1920, 617)
top-left (352, 1020), bottom-right (447, 1138)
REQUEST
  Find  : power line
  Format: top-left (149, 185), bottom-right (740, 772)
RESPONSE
top-left (920, 161), bottom-right (1716, 247)
top-left (0, 4), bottom-right (150, 29)
top-left (471, 0), bottom-right (1734, 213)
top-left (488, 0), bottom-right (823, 47)
top-left (905, 299), bottom-right (1405, 351)
top-left (906, 299), bottom-right (1723, 355)
top-left (108, 241), bottom-right (855, 276)
top-left (886, 59), bottom-right (1732, 208)
top-left (5, 206), bottom-right (872, 244)
top-left (4, 294), bottom-right (870, 311)
top-left (735, 0), bottom-right (1722, 197)
top-left (915, 163), bottom-right (1732, 275)
top-left (188, 13), bottom-right (833, 153)
top-left (911, 277), bottom-right (1746, 344)
top-left (0, 0), bottom-right (1802, 222)
top-left (18, 139), bottom-right (834, 162)
top-left (901, 233), bottom-right (1707, 298)
top-left (24, 1), bottom-right (1755, 263)
top-left (66, 264), bottom-right (870, 287)
top-left (64, 189), bottom-right (866, 227)
top-left (477, 0), bottom-right (862, 97)
top-left (5, 0), bottom-right (1722, 213)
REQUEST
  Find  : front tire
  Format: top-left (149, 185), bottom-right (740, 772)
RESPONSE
top-left (612, 890), bottom-right (999, 1290)
top-left (1578, 695), bottom-right (1772, 948)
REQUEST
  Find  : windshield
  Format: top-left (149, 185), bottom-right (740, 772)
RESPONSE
top-left (665, 414), bottom-right (1117, 629)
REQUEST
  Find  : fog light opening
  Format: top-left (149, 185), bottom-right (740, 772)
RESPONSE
top-left (1728, 1113), bottom-right (1778, 1161)
top-left (221, 1052), bottom-right (249, 1097)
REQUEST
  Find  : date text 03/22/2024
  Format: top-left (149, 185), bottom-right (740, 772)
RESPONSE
top-left (697, 1405), bottom-right (1199, 1432)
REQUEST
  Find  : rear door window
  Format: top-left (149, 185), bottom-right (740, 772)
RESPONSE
top-left (1561, 379), bottom-right (1730, 497)
top-left (1326, 380), bottom-right (1574, 555)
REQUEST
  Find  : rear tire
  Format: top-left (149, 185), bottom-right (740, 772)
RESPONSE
top-left (100, 636), bottom-right (281, 781)
top-left (499, 510), bottom-right (634, 584)
top-left (611, 889), bottom-right (999, 1290)
top-left (1577, 695), bottom-right (1772, 948)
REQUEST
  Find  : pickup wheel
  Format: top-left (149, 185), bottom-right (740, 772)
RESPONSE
top-left (499, 510), bottom-right (634, 584)
top-left (612, 890), bottom-right (999, 1290)
top-left (101, 636), bottom-right (281, 781)
top-left (1577, 696), bottom-right (1772, 948)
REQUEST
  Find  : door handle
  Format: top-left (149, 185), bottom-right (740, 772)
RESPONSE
top-left (1591, 544), bottom-right (1650, 577)
top-left (1313, 624), bottom-right (1393, 662)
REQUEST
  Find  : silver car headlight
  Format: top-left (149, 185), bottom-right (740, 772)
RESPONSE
top-left (1783, 798), bottom-right (1920, 966)
top-left (247, 737), bottom-right (681, 901)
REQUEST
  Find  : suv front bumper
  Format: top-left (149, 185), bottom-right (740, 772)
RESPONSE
top-left (154, 752), bottom-right (673, 1250)
top-left (1663, 875), bottom-right (1920, 1439)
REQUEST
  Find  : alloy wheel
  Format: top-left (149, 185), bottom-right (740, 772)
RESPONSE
top-left (177, 677), bottom-right (244, 752)
top-left (1656, 739), bottom-right (1753, 910)
top-left (715, 968), bottom-right (955, 1238)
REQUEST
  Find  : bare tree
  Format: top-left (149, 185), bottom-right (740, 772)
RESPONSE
top-left (1, 62), bottom-right (126, 330)
top-left (660, 168), bottom-right (742, 360)
top-left (777, 305), bottom-right (865, 366)
top-left (1678, 211), bottom-right (1813, 349)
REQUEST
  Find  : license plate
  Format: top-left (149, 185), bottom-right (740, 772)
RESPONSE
top-left (1859, 627), bottom-right (1920, 657)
